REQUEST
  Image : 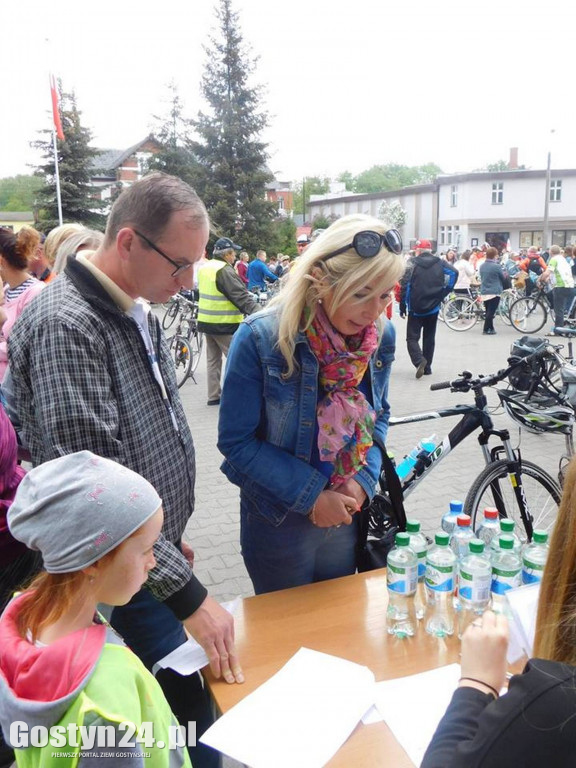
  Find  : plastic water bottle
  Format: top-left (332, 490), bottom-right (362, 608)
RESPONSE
top-left (441, 500), bottom-right (464, 536)
top-left (490, 519), bottom-right (522, 557)
top-left (406, 519), bottom-right (429, 620)
top-left (395, 434), bottom-right (437, 482)
top-left (476, 507), bottom-right (500, 548)
top-left (425, 532), bottom-right (457, 637)
top-left (386, 532), bottom-right (418, 638)
top-left (450, 514), bottom-right (475, 560)
top-left (522, 530), bottom-right (549, 584)
top-left (491, 535), bottom-right (522, 613)
top-left (458, 539), bottom-right (492, 638)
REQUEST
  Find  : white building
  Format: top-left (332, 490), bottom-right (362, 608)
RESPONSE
top-left (308, 166), bottom-right (576, 253)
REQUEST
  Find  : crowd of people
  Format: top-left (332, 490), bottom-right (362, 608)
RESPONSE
top-left (1, 173), bottom-right (575, 767)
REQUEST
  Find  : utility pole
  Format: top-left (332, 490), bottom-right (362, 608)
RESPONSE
top-left (542, 129), bottom-right (555, 251)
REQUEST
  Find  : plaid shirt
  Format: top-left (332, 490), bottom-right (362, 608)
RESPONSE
top-left (8, 259), bottom-right (207, 617)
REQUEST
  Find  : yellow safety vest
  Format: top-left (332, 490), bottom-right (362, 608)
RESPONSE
top-left (197, 260), bottom-right (243, 325)
top-left (14, 643), bottom-right (191, 768)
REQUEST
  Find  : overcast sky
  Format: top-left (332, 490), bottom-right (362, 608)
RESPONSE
top-left (3, 0), bottom-right (575, 184)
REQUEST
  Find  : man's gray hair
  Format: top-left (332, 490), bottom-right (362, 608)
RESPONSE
top-left (105, 172), bottom-right (209, 245)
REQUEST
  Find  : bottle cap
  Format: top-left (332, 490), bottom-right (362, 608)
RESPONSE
top-left (532, 530), bottom-right (549, 544)
top-left (395, 532), bottom-right (410, 547)
top-left (449, 500), bottom-right (464, 513)
top-left (406, 519), bottom-right (421, 533)
top-left (498, 534), bottom-right (514, 550)
top-left (457, 514), bottom-right (471, 527)
top-left (469, 539), bottom-right (484, 554)
top-left (435, 531), bottom-right (450, 546)
top-left (500, 518), bottom-right (515, 532)
top-left (483, 507), bottom-right (498, 520)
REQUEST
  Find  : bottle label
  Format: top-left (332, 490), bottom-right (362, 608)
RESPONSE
top-left (491, 566), bottom-right (521, 594)
top-left (459, 569), bottom-right (491, 601)
top-left (416, 551), bottom-right (426, 580)
top-left (522, 559), bottom-right (544, 584)
top-left (425, 563), bottom-right (454, 592)
top-left (387, 562), bottom-right (417, 594)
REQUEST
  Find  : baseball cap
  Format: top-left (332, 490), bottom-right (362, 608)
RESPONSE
top-left (213, 237), bottom-right (242, 252)
top-left (296, 234), bottom-right (310, 244)
top-left (414, 239), bottom-right (432, 250)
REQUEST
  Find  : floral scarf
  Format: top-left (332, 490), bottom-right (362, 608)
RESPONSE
top-left (306, 305), bottom-right (378, 487)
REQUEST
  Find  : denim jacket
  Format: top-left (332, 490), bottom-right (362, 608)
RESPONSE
top-left (218, 307), bottom-right (395, 526)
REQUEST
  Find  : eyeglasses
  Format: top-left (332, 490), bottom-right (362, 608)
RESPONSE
top-left (133, 230), bottom-right (193, 278)
top-left (321, 229), bottom-right (403, 262)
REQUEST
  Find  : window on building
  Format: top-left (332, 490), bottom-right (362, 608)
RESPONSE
top-left (550, 179), bottom-right (562, 202)
top-left (552, 230), bottom-right (566, 247)
top-left (277, 197), bottom-right (284, 210)
top-left (491, 182), bottom-right (503, 205)
top-left (520, 231), bottom-right (543, 248)
top-left (439, 225), bottom-right (459, 246)
top-left (450, 185), bottom-right (458, 207)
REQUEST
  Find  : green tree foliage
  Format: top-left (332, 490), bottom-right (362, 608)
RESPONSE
top-left (351, 163), bottom-right (443, 193)
top-left (32, 84), bottom-right (106, 232)
top-left (147, 82), bottom-right (200, 187)
top-left (266, 216), bottom-right (298, 257)
top-left (292, 176), bottom-right (331, 221)
top-left (189, 0), bottom-right (275, 254)
top-left (0, 175), bottom-right (42, 212)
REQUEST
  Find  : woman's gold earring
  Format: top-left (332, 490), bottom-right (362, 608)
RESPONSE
top-left (318, 298), bottom-right (323, 304)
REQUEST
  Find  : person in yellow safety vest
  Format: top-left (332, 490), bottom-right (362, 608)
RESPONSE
top-left (197, 237), bottom-right (258, 406)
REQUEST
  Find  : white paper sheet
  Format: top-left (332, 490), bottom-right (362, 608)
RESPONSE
top-left (154, 597), bottom-right (241, 676)
top-left (200, 647), bottom-right (376, 768)
top-left (373, 663), bottom-right (461, 766)
top-left (505, 582), bottom-right (540, 663)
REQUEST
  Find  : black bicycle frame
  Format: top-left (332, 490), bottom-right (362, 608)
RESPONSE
top-left (386, 388), bottom-right (534, 537)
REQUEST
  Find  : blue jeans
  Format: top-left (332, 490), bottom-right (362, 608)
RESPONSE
top-left (111, 589), bottom-right (220, 768)
top-left (241, 498), bottom-right (359, 594)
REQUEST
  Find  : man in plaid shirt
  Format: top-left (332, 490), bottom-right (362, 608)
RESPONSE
top-left (8, 173), bottom-right (242, 768)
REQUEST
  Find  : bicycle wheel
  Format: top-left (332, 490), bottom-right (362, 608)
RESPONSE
top-left (188, 328), bottom-right (204, 374)
top-left (464, 459), bottom-right (561, 543)
top-left (162, 300), bottom-right (180, 330)
top-left (168, 334), bottom-right (193, 388)
top-left (497, 290), bottom-right (513, 326)
top-left (443, 296), bottom-right (478, 331)
top-left (509, 297), bottom-right (547, 334)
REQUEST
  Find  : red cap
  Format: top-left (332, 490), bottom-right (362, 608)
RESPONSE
top-left (414, 239), bottom-right (432, 250)
top-left (483, 507), bottom-right (498, 519)
top-left (457, 514), bottom-right (471, 527)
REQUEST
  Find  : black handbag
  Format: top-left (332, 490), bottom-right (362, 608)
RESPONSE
top-left (357, 444), bottom-right (407, 572)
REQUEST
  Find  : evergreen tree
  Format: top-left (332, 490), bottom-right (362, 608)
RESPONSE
top-left (147, 82), bottom-right (201, 187)
top-left (189, 0), bottom-right (275, 253)
top-left (32, 83), bottom-right (106, 232)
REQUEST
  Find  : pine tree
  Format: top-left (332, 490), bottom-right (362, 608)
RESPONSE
top-left (189, 0), bottom-right (276, 253)
top-left (32, 83), bottom-right (106, 232)
top-left (147, 82), bottom-right (201, 187)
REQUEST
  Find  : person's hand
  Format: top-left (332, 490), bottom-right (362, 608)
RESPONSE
top-left (333, 478), bottom-right (367, 510)
top-left (183, 596), bottom-right (244, 684)
top-left (311, 489), bottom-right (359, 528)
top-left (181, 541), bottom-right (195, 568)
top-left (460, 610), bottom-right (509, 696)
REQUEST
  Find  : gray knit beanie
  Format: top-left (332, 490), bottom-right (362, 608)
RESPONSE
top-left (8, 451), bottom-right (162, 573)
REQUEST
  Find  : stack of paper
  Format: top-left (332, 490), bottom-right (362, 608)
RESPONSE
top-left (200, 647), bottom-right (375, 768)
top-left (505, 582), bottom-right (540, 663)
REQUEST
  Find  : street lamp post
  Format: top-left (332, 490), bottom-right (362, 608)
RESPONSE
top-left (542, 130), bottom-right (555, 251)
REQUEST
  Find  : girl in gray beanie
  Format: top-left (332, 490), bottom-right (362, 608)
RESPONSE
top-left (0, 451), bottom-right (192, 767)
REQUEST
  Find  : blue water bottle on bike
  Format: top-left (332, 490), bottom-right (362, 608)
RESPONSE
top-left (396, 434), bottom-right (437, 482)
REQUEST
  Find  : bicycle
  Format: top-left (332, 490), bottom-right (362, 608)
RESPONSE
top-left (382, 352), bottom-right (565, 543)
top-left (442, 287), bottom-right (522, 332)
top-left (166, 295), bottom-right (203, 388)
top-left (508, 282), bottom-right (576, 335)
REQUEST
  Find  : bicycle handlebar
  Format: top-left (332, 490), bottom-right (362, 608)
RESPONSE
top-left (429, 344), bottom-right (555, 394)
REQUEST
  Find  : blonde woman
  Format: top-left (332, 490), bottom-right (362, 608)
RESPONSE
top-left (422, 457), bottom-right (576, 766)
top-left (218, 214), bottom-right (405, 593)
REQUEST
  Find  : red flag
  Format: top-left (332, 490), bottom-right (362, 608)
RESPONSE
top-left (49, 74), bottom-right (65, 141)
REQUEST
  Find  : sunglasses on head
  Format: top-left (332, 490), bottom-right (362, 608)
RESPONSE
top-left (321, 229), bottom-right (403, 262)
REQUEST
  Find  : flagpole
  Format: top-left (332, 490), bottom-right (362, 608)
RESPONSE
top-left (52, 128), bottom-right (63, 226)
